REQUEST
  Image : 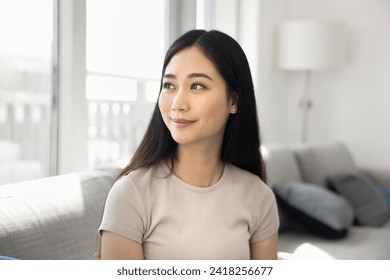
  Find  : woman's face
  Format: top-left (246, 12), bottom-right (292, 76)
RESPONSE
top-left (159, 46), bottom-right (236, 147)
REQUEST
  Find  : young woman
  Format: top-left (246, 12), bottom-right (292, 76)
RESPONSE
top-left (98, 29), bottom-right (279, 260)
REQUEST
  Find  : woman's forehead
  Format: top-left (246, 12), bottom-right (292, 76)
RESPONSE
top-left (164, 46), bottom-right (220, 79)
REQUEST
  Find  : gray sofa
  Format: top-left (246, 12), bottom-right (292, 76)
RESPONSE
top-left (0, 166), bottom-right (120, 260)
top-left (264, 142), bottom-right (390, 259)
top-left (1, 142), bottom-right (389, 260)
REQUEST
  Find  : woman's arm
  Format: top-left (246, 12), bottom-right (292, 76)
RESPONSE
top-left (250, 231), bottom-right (278, 260)
top-left (100, 230), bottom-right (144, 260)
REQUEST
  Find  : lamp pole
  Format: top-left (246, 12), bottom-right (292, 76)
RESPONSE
top-left (300, 70), bottom-right (312, 143)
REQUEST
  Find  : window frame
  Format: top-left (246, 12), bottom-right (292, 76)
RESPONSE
top-left (56, 0), bottom-right (198, 174)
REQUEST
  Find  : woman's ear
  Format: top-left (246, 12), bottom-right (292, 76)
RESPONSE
top-left (230, 92), bottom-right (238, 114)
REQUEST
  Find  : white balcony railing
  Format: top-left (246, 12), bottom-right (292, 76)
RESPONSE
top-left (0, 91), bottom-right (50, 184)
top-left (86, 77), bottom-right (158, 168)
top-left (0, 78), bottom-right (159, 185)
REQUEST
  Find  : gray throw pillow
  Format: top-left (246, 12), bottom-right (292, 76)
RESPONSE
top-left (327, 174), bottom-right (390, 227)
top-left (293, 142), bottom-right (358, 186)
top-left (275, 182), bottom-right (354, 238)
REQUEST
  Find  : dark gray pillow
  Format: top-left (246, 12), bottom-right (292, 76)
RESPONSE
top-left (274, 182), bottom-right (354, 238)
top-left (376, 186), bottom-right (390, 206)
top-left (327, 174), bottom-right (390, 227)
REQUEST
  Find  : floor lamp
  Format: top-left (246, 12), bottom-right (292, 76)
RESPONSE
top-left (276, 20), bottom-right (347, 142)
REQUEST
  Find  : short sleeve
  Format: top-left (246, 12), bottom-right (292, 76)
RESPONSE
top-left (250, 182), bottom-right (280, 243)
top-left (98, 176), bottom-right (145, 244)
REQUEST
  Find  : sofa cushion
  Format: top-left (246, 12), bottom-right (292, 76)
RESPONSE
top-left (275, 182), bottom-right (354, 238)
top-left (327, 174), bottom-right (390, 227)
top-left (262, 144), bottom-right (303, 232)
top-left (360, 168), bottom-right (390, 187)
top-left (293, 142), bottom-right (358, 186)
top-left (278, 219), bottom-right (390, 259)
top-left (0, 170), bottom-right (115, 260)
top-left (262, 144), bottom-right (302, 188)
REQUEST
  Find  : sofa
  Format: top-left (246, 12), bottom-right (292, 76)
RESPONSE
top-left (1, 142), bottom-right (389, 260)
top-left (263, 142), bottom-right (390, 259)
top-left (0, 165), bottom-right (121, 260)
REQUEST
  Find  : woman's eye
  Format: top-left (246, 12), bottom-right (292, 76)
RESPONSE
top-left (163, 83), bottom-right (174, 90)
top-left (191, 84), bottom-right (205, 90)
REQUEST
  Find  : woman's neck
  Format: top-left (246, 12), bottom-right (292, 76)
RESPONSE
top-left (173, 144), bottom-right (224, 188)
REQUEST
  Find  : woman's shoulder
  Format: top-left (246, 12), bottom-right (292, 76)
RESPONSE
top-left (226, 163), bottom-right (262, 183)
top-left (114, 161), bottom-right (169, 193)
top-left (226, 163), bottom-right (272, 193)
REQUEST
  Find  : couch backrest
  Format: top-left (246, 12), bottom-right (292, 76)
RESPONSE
top-left (262, 144), bottom-right (302, 188)
top-left (263, 142), bottom-right (359, 188)
top-left (0, 170), bottom-right (117, 260)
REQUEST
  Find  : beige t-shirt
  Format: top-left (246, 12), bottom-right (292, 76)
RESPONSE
top-left (99, 161), bottom-right (279, 260)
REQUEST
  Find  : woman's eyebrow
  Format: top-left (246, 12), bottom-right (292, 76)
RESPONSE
top-left (163, 73), bottom-right (213, 81)
top-left (164, 73), bottom-right (176, 79)
top-left (188, 73), bottom-right (213, 80)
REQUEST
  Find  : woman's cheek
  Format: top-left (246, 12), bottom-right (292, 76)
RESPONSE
top-left (158, 95), bottom-right (170, 124)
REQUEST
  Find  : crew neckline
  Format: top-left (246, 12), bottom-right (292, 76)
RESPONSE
top-left (161, 160), bottom-right (229, 193)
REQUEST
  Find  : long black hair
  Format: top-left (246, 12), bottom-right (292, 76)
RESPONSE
top-left (118, 29), bottom-right (266, 181)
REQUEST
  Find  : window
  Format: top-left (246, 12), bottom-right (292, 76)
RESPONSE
top-left (0, 0), bottom-right (225, 185)
top-left (0, 0), bottom-right (54, 185)
top-left (86, 0), bottom-right (166, 168)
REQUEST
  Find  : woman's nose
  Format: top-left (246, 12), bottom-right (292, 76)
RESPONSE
top-left (171, 89), bottom-right (190, 112)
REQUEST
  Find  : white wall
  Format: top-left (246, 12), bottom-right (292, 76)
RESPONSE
top-left (213, 0), bottom-right (290, 144)
top-left (258, 0), bottom-right (390, 169)
top-left (257, 0), bottom-right (290, 144)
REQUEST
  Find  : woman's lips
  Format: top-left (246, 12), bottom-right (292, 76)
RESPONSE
top-left (171, 118), bottom-right (196, 128)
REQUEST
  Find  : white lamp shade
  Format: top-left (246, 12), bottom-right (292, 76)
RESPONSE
top-left (276, 20), bottom-right (347, 71)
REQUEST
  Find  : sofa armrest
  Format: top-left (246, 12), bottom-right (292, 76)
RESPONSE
top-left (359, 168), bottom-right (390, 188)
top-left (0, 170), bottom-right (115, 260)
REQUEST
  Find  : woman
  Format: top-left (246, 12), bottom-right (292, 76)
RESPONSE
top-left (98, 29), bottom-right (279, 260)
